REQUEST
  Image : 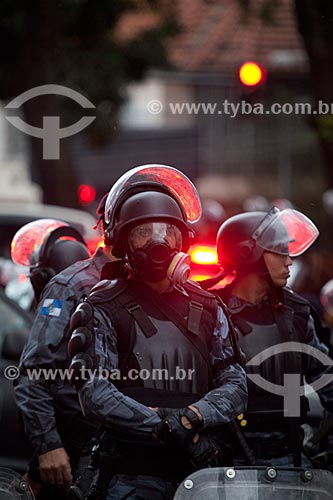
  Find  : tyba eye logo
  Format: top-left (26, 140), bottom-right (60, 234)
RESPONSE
top-left (5, 84), bottom-right (96, 160)
top-left (246, 341), bottom-right (333, 417)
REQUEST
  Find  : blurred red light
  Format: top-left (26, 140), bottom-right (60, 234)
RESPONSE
top-left (189, 245), bottom-right (218, 265)
top-left (78, 184), bottom-right (96, 205)
top-left (86, 238), bottom-right (104, 256)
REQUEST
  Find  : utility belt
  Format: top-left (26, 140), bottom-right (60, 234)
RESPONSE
top-left (70, 429), bottom-right (230, 499)
top-left (101, 430), bottom-right (227, 480)
top-left (100, 430), bottom-right (193, 480)
top-left (242, 407), bottom-right (307, 433)
top-left (111, 441), bottom-right (192, 481)
top-left (69, 435), bottom-right (208, 499)
top-left (241, 412), bottom-right (289, 433)
top-left (234, 409), bottom-right (305, 462)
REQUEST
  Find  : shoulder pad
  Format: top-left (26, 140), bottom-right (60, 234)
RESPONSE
top-left (88, 278), bottom-right (128, 304)
top-left (283, 287), bottom-right (310, 307)
top-left (51, 258), bottom-right (93, 286)
top-left (184, 280), bottom-right (217, 300)
top-left (89, 279), bottom-right (119, 295)
top-left (214, 287), bottom-right (228, 300)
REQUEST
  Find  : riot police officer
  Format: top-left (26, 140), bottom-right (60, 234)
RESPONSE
top-left (13, 202), bottom-right (123, 497)
top-left (215, 207), bottom-right (333, 466)
top-left (11, 218), bottom-right (91, 304)
top-left (68, 164), bottom-right (247, 500)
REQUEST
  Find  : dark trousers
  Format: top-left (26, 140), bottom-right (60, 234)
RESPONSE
top-left (106, 474), bottom-right (179, 500)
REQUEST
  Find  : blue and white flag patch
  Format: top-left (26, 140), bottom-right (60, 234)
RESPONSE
top-left (40, 299), bottom-right (63, 317)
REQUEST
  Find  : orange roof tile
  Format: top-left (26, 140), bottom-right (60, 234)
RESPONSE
top-left (116, 0), bottom-right (308, 74)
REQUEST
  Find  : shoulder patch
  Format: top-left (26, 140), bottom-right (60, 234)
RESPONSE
top-left (40, 299), bottom-right (62, 317)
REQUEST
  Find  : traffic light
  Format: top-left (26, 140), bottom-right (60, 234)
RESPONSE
top-left (78, 184), bottom-right (96, 206)
top-left (239, 62), bottom-right (266, 87)
top-left (238, 61), bottom-right (266, 104)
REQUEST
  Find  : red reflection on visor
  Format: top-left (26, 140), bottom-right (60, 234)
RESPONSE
top-left (11, 219), bottom-right (67, 266)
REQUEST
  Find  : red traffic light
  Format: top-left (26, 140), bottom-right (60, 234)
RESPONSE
top-left (78, 184), bottom-right (96, 205)
top-left (239, 62), bottom-right (266, 87)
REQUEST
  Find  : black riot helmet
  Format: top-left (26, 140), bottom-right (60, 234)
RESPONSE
top-left (103, 164), bottom-right (201, 246)
top-left (216, 207), bottom-right (319, 273)
top-left (112, 191), bottom-right (190, 258)
top-left (11, 219), bottom-right (90, 301)
top-left (103, 164), bottom-right (202, 283)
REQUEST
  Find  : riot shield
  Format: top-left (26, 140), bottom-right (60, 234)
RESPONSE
top-left (174, 467), bottom-right (333, 500)
top-left (0, 468), bottom-right (35, 500)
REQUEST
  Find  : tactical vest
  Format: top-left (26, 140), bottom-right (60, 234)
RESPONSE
top-left (87, 278), bottom-right (223, 408)
top-left (74, 279), bottom-right (241, 478)
top-left (218, 286), bottom-right (310, 432)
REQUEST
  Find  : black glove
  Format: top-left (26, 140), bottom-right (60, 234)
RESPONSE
top-left (186, 435), bottom-right (220, 468)
top-left (156, 407), bottom-right (202, 427)
top-left (152, 407), bottom-right (202, 447)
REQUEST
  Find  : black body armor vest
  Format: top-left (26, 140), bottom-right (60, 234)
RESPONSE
top-left (218, 286), bottom-right (310, 431)
top-left (88, 278), bottom-right (220, 408)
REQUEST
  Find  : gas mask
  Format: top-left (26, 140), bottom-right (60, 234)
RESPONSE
top-left (127, 222), bottom-right (191, 284)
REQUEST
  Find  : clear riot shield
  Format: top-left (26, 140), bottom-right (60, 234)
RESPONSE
top-left (174, 467), bottom-right (333, 500)
top-left (0, 468), bottom-right (35, 499)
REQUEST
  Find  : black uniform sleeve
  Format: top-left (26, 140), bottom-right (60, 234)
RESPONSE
top-left (14, 280), bottom-right (78, 454)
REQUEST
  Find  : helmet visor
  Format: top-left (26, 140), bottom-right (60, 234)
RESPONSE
top-left (11, 219), bottom-right (67, 266)
top-left (104, 164), bottom-right (201, 226)
top-left (129, 222), bottom-right (182, 251)
top-left (252, 208), bottom-right (319, 257)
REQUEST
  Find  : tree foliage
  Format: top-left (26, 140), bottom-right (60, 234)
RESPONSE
top-left (0, 0), bottom-right (172, 206)
top-left (237, 0), bottom-right (333, 189)
top-left (295, 0), bottom-right (333, 188)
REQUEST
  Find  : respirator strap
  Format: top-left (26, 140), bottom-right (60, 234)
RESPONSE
top-left (125, 302), bottom-right (158, 338)
top-left (187, 301), bottom-right (203, 335)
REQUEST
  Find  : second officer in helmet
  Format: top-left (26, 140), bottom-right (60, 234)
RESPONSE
top-left (215, 207), bottom-right (333, 467)
top-left (69, 164), bottom-right (247, 500)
